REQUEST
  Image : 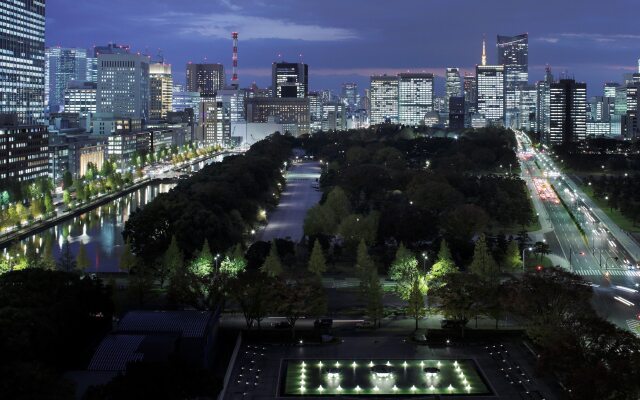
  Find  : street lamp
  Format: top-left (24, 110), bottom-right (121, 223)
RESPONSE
top-left (421, 252), bottom-right (428, 274)
top-left (522, 247), bottom-right (533, 272)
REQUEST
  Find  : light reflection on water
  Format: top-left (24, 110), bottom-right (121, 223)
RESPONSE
top-left (8, 154), bottom-right (227, 273)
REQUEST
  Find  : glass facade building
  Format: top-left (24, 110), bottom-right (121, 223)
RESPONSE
top-left (444, 68), bottom-right (462, 113)
top-left (272, 62), bottom-right (308, 98)
top-left (548, 79), bottom-right (587, 145)
top-left (186, 63), bottom-right (225, 98)
top-left (45, 47), bottom-right (88, 112)
top-left (97, 53), bottom-right (151, 120)
top-left (149, 62), bottom-right (173, 120)
top-left (0, 0), bottom-right (46, 125)
top-left (398, 73), bottom-right (434, 125)
top-left (369, 75), bottom-right (399, 125)
top-left (476, 65), bottom-right (505, 124)
top-left (497, 34), bottom-right (529, 127)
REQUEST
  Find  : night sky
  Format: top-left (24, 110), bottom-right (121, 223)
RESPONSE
top-left (46, 0), bottom-right (640, 95)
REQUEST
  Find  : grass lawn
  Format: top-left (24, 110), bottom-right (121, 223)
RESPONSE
top-left (580, 185), bottom-right (640, 233)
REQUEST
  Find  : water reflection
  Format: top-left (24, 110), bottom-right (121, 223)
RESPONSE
top-left (3, 153), bottom-right (226, 273)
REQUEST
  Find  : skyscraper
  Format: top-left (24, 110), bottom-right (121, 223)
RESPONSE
top-left (497, 34), bottom-right (529, 127)
top-left (97, 53), bottom-right (151, 120)
top-left (463, 73), bottom-right (477, 126)
top-left (341, 83), bottom-right (359, 112)
top-left (186, 63), bottom-right (225, 98)
top-left (0, 0), bottom-right (46, 124)
top-left (149, 62), bottom-right (173, 120)
top-left (476, 65), bottom-right (505, 125)
top-left (45, 47), bottom-right (89, 113)
top-left (398, 73), bottom-right (434, 125)
top-left (370, 75), bottom-right (399, 125)
top-left (445, 68), bottom-right (462, 113)
top-left (64, 81), bottom-right (97, 117)
top-left (0, 0), bottom-right (49, 182)
top-left (516, 85), bottom-right (537, 131)
top-left (535, 66), bottom-right (554, 135)
top-left (94, 43), bottom-right (130, 56)
top-left (548, 79), bottom-right (587, 144)
top-left (272, 62), bottom-right (309, 98)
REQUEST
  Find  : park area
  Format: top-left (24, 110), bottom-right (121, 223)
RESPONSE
top-left (280, 358), bottom-right (491, 396)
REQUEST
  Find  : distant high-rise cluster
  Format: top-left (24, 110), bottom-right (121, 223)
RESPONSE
top-left (4, 9), bottom-right (640, 187)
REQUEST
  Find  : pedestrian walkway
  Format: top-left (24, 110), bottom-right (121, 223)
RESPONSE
top-left (574, 268), bottom-right (640, 277)
top-left (626, 319), bottom-right (640, 336)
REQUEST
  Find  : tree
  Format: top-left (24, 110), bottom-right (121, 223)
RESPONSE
top-left (76, 179), bottom-right (86, 202)
top-left (469, 234), bottom-right (499, 279)
top-left (62, 171), bottom-right (73, 189)
top-left (337, 212), bottom-right (379, 248)
top-left (407, 278), bottom-right (426, 330)
top-left (232, 271), bottom-right (275, 330)
top-left (427, 240), bottom-right (458, 289)
top-left (261, 240), bottom-right (283, 277)
top-left (355, 239), bottom-right (374, 288)
top-left (76, 242), bottom-right (91, 272)
top-left (128, 264), bottom-right (155, 307)
top-left (274, 279), bottom-right (325, 339)
top-left (219, 244), bottom-right (246, 278)
top-left (62, 190), bottom-right (72, 208)
top-left (503, 240), bottom-right (522, 272)
top-left (388, 243), bottom-right (420, 300)
top-left (431, 273), bottom-right (483, 337)
top-left (56, 241), bottom-right (76, 272)
top-left (308, 239), bottom-right (327, 277)
top-left (119, 239), bottom-right (136, 274)
top-left (43, 192), bottom-right (54, 215)
top-left (191, 239), bottom-right (214, 278)
top-left (159, 235), bottom-right (182, 288)
top-left (324, 186), bottom-right (351, 225)
top-left (365, 266), bottom-right (384, 327)
top-left (303, 205), bottom-right (335, 237)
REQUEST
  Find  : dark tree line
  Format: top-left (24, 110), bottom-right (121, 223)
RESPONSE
top-left (123, 134), bottom-right (295, 265)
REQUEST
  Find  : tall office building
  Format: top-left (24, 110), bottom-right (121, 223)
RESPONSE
top-left (444, 68), bottom-right (462, 113)
top-left (321, 102), bottom-right (347, 131)
top-left (476, 65), bottom-right (505, 124)
top-left (245, 97), bottom-right (310, 135)
top-left (398, 73), bottom-right (434, 125)
top-left (86, 57), bottom-right (98, 83)
top-left (308, 91), bottom-right (323, 132)
top-left (448, 97), bottom-right (465, 130)
top-left (186, 63), bottom-right (225, 98)
top-left (535, 66), bottom-right (554, 135)
top-left (149, 62), bottom-right (173, 120)
top-left (0, 0), bottom-right (46, 125)
top-left (341, 83), bottom-right (359, 111)
top-left (97, 53), bottom-right (151, 120)
top-left (64, 81), bottom-right (97, 117)
top-left (498, 34), bottom-right (529, 127)
top-left (45, 47), bottom-right (89, 113)
top-left (516, 85), bottom-right (537, 131)
top-left (217, 88), bottom-right (247, 123)
top-left (200, 99), bottom-right (231, 146)
top-left (548, 79), bottom-right (587, 144)
top-left (370, 75), bottom-right (399, 124)
top-left (0, 0), bottom-right (49, 183)
top-left (463, 74), bottom-right (477, 126)
top-left (272, 62), bottom-right (308, 98)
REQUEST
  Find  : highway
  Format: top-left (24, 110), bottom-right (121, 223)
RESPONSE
top-left (516, 132), bottom-right (640, 334)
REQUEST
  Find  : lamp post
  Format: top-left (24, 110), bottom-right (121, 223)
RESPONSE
top-left (421, 252), bottom-right (428, 274)
top-left (522, 247), bottom-right (533, 272)
top-left (214, 254), bottom-right (221, 275)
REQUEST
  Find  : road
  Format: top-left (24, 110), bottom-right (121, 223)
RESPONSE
top-left (258, 161), bottom-right (322, 243)
top-left (516, 132), bottom-right (640, 333)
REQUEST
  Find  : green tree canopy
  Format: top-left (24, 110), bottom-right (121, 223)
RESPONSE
top-left (504, 240), bottom-right (522, 272)
top-left (407, 278), bottom-right (426, 330)
top-left (427, 240), bottom-right (458, 288)
top-left (308, 239), bottom-right (327, 277)
top-left (388, 243), bottom-right (420, 300)
top-left (469, 234), bottom-right (499, 279)
top-left (261, 240), bottom-right (283, 277)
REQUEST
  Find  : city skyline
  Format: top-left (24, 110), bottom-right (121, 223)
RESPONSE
top-left (47, 0), bottom-right (640, 94)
